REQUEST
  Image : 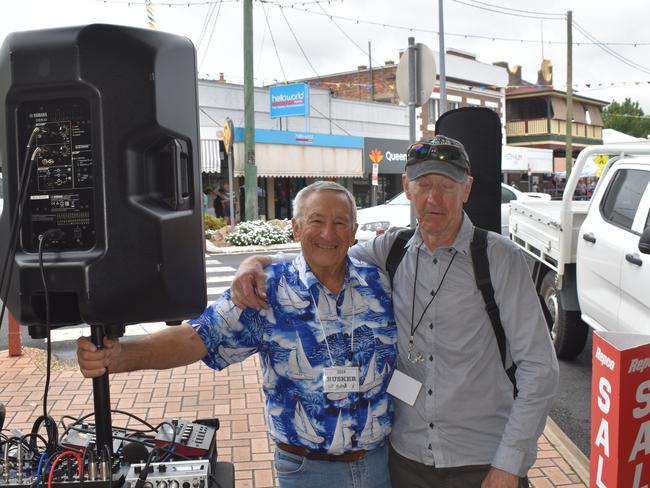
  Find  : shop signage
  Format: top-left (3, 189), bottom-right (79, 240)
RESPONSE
top-left (363, 137), bottom-right (409, 175)
top-left (269, 83), bottom-right (309, 118)
top-left (591, 332), bottom-right (650, 487)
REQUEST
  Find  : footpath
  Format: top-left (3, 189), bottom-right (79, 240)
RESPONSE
top-left (0, 242), bottom-right (590, 487)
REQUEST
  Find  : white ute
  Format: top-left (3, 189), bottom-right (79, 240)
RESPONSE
top-left (509, 142), bottom-right (650, 359)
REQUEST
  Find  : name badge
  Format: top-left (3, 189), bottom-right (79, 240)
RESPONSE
top-left (323, 367), bottom-right (360, 394)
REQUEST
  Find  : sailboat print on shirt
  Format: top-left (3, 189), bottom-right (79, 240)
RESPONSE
top-left (341, 287), bottom-right (368, 316)
top-left (359, 353), bottom-right (383, 393)
top-left (277, 275), bottom-right (310, 309)
top-left (315, 292), bottom-right (338, 321)
top-left (328, 410), bottom-right (352, 454)
top-left (294, 401), bottom-right (325, 445)
top-left (287, 333), bottom-right (317, 380)
top-left (217, 345), bottom-right (257, 364)
top-left (358, 402), bottom-right (385, 444)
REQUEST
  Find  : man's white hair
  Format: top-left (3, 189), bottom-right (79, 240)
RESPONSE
top-left (292, 181), bottom-right (357, 224)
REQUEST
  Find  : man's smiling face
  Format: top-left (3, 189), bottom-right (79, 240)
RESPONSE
top-left (292, 190), bottom-right (357, 278)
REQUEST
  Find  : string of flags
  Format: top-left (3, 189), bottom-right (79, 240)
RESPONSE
top-left (145, 0), bottom-right (156, 29)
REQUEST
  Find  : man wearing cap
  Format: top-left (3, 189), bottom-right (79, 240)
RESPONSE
top-left (231, 135), bottom-right (558, 488)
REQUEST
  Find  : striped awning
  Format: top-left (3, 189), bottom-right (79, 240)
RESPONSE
top-left (201, 139), bottom-right (222, 173)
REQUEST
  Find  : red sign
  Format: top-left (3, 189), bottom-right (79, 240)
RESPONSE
top-left (591, 332), bottom-right (650, 488)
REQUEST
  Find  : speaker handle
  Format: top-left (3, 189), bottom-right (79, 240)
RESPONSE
top-left (170, 139), bottom-right (190, 211)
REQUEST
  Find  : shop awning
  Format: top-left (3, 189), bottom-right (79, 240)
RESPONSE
top-left (201, 139), bottom-right (222, 173)
top-left (231, 128), bottom-right (364, 178)
top-left (232, 143), bottom-right (363, 178)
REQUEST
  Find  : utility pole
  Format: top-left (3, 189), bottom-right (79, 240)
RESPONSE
top-left (244, 0), bottom-right (258, 220)
top-left (438, 0), bottom-right (447, 115)
top-left (565, 10), bottom-right (573, 179)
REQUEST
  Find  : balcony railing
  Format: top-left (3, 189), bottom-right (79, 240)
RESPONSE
top-left (506, 117), bottom-right (602, 139)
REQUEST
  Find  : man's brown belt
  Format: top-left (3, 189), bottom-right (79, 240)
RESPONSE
top-left (276, 442), bottom-right (366, 462)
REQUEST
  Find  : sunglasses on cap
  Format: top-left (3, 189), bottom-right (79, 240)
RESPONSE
top-left (406, 142), bottom-right (466, 166)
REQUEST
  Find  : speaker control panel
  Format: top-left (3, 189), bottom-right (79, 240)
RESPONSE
top-left (18, 98), bottom-right (96, 251)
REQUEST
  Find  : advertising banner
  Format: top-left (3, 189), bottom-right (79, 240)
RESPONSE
top-left (269, 83), bottom-right (309, 118)
top-left (591, 332), bottom-right (650, 488)
top-left (364, 137), bottom-right (409, 175)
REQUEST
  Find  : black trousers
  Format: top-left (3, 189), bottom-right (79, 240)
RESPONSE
top-left (388, 443), bottom-right (529, 488)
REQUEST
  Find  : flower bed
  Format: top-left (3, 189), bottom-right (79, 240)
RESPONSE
top-left (224, 219), bottom-right (294, 247)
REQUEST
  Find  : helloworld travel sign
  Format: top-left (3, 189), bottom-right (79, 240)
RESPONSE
top-left (269, 83), bottom-right (309, 118)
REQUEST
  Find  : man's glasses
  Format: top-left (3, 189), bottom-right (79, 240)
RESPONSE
top-left (406, 143), bottom-right (465, 165)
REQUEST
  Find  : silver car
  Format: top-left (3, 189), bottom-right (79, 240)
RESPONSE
top-left (355, 183), bottom-right (550, 241)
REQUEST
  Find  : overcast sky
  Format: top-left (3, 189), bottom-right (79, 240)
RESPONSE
top-left (1, 0), bottom-right (649, 113)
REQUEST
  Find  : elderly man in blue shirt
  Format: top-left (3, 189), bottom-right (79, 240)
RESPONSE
top-left (77, 181), bottom-right (397, 488)
top-left (231, 136), bottom-right (559, 488)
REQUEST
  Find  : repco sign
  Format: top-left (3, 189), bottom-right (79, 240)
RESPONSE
top-left (363, 137), bottom-right (409, 175)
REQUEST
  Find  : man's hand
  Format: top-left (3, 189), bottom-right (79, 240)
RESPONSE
top-left (481, 467), bottom-right (520, 488)
top-left (230, 256), bottom-right (272, 310)
top-left (77, 336), bottom-right (122, 378)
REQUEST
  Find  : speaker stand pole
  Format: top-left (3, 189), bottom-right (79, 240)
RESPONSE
top-left (90, 323), bottom-right (124, 458)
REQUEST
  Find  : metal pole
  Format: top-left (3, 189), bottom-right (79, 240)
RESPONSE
top-left (408, 37), bottom-right (417, 228)
top-left (408, 37), bottom-right (417, 144)
top-left (438, 0), bottom-right (447, 115)
top-left (90, 325), bottom-right (114, 459)
top-left (566, 10), bottom-right (573, 179)
top-left (244, 0), bottom-right (258, 220)
top-left (228, 149), bottom-right (235, 223)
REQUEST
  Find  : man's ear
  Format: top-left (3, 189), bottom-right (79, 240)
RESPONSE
top-left (402, 174), bottom-right (412, 200)
top-left (291, 218), bottom-right (301, 241)
top-left (463, 176), bottom-right (474, 203)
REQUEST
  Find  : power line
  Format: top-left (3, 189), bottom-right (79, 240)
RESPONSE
top-left (196, 0), bottom-right (220, 52)
top-left (198, 0), bottom-right (224, 72)
top-left (459, 0), bottom-right (564, 17)
top-left (451, 0), bottom-right (564, 20)
top-left (573, 21), bottom-right (650, 75)
top-left (261, 1), bottom-right (288, 82)
top-left (316, 3), bottom-right (379, 65)
top-left (275, 4), bottom-right (321, 78)
top-left (85, 0), bottom-right (650, 46)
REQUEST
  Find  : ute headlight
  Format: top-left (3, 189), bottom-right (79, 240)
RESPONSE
top-left (359, 221), bottom-right (390, 232)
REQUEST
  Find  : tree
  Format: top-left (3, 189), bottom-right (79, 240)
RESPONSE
top-left (602, 98), bottom-right (650, 138)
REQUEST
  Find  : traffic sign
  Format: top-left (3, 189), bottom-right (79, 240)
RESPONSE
top-left (396, 42), bottom-right (436, 107)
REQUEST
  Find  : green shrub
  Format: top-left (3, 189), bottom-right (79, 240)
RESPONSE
top-left (225, 220), bottom-right (294, 246)
top-left (204, 214), bottom-right (226, 239)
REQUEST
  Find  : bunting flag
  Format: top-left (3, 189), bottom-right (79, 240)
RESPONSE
top-left (146, 0), bottom-right (156, 29)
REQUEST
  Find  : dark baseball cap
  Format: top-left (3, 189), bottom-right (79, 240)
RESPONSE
top-left (405, 135), bottom-right (471, 182)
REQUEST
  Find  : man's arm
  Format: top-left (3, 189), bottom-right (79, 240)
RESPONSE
top-left (77, 324), bottom-right (207, 378)
top-left (490, 240), bottom-right (560, 477)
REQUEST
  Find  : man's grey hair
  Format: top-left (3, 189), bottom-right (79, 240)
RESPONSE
top-left (292, 181), bottom-right (357, 224)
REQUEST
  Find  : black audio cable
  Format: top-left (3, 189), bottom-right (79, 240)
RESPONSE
top-left (0, 126), bottom-right (44, 332)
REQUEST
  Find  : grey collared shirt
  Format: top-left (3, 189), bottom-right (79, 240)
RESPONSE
top-left (350, 214), bottom-right (559, 477)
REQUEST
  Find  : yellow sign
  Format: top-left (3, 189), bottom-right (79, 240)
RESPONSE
top-left (223, 118), bottom-right (234, 155)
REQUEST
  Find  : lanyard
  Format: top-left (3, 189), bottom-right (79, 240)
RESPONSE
top-left (309, 286), bottom-right (355, 367)
top-left (408, 245), bottom-right (457, 362)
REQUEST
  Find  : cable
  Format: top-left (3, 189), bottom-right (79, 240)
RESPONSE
top-left (261, 1), bottom-right (288, 82)
top-left (451, 0), bottom-right (564, 20)
top-left (197, 0), bottom-right (224, 73)
top-left (47, 451), bottom-right (82, 488)
top-left (458, 0), bottom-right (565, 17)
top-left (573, 21), bottom-right (650, 76)
top-left (316, 2), bottom-right (379, 65)
top-left (276, 5), bottom-right (320, 78)
top-left (0, 129), bottom-right (42, 333)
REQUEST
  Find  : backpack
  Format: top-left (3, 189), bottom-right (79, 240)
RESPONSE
top-left (385, 227), bottom-right (518, 396)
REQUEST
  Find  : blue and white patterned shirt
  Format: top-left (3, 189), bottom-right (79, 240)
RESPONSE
top-left (189, 254), bottom-right (397, 454)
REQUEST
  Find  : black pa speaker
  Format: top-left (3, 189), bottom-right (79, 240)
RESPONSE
top-left (435, 107), bottom-right (502, 234)
top-left (0, 24), bottom-right (206, 334)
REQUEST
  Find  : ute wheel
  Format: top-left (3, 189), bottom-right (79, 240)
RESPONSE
top-left (540, 271), bottom-right (588, 360)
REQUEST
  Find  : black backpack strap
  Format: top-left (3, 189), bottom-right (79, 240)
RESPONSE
top-left (386, 228), bottom-right (415, 288)
top-left (470, 227), bottom-right (518, 397)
